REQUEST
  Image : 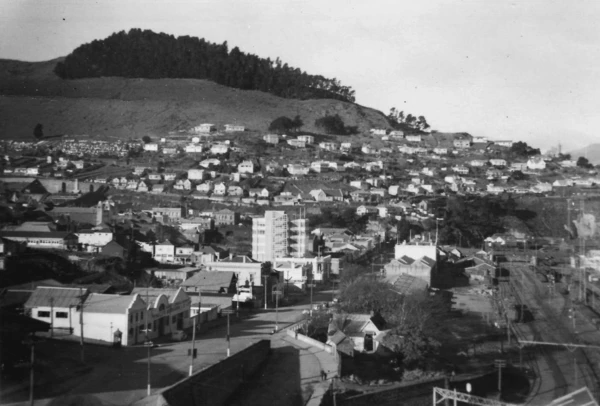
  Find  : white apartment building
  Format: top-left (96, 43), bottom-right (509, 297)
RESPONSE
top-left (252, 211), bottom-right (309, 263)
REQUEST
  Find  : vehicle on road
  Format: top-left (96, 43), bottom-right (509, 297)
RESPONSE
top-left (233, 287), bottom-right (256, 303)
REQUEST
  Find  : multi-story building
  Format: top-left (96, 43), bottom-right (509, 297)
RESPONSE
top-left (152, 207), bottom-right (184, 220)
top-left (252, 211), bottom-right (309, 263)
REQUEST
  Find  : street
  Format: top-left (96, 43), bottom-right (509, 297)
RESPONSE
top-left (1, 290), bottom-right (336, 406)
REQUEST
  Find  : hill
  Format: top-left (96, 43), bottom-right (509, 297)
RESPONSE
top-left (54, 29), bottom-right (355, 103)
top-left (0, 59), bottom-right (389, 140)
top-left (568, 143), bottom-right (600, 165)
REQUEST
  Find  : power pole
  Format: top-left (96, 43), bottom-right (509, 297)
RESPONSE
top-left (29, 340), bottom-right (35, 406)
top-left (79, 288), bottom-right (85, 364)
top-left (189, 315), bottom-right (197, 376)
top-left (50, 297), bottom-right (54, 338)
top-left (263, 275), bottom-right (268, 310)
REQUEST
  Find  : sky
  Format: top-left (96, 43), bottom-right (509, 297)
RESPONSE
top-left (2, 0), bottom-right (600, 152)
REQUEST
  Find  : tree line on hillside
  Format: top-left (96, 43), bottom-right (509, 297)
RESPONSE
top-left (54, 29), bottom-right (356, 103)
top-left (387, 108), bottom-right (430, 132)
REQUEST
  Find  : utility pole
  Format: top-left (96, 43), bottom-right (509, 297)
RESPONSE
top-left (263, 275), bottom-right (268, 310)
top-left (227, 312), bottom-right (231, 357)
top-left (189, 315), bottom-right (197, 376)
top-left (275, 287), bottom-right (279, 332)
top-left (50, 297), bottom-right (54, 338)
top-left (79, 288), bottom-right (85, 364)
top-left (29, 340), bottom-right (35, 406)
top-left (494, 359), bottom-right (506, 393)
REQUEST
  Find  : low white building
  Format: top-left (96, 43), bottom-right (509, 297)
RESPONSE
top-left (238, 161), bottom-right (255, 174)
top-left (188, 169), bottom-right (205, 180)
top-left (76, 229), bottom-right (113, 252)
top-left (193, 124), bottom-right (216, 133)
top-left (144, 143), bottom-right (159, 152)
top-left (224, 124), bottom-right (245, 132)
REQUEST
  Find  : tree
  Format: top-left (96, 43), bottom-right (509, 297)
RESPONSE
top-left (142, 135), bottom-right (152, 143)
top-left (33, 123), bottom-right (44, 140)
top-left (511, 170), bottom-right (526, 181)
top-left (315, 114), bottom-right (347, 135)
top-left (577, 156), bottom-right (594, 169)
top-left (268, 116), bottom-right (302, 133)
top-left (510, 141), bottom-right (540, 157)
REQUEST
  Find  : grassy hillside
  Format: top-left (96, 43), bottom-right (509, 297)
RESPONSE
top-left (0, 59), bottom-right (390, 140)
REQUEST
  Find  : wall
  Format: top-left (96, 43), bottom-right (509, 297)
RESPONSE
top-left (0, 177), bottom-right (98, 194)
top-left (135, 340), bottom-right (271, 406)
top-left (394, 243), bottom-right (437, 260)
top-left (286, 329), bottom-right (333, 354)
top-left (83, 312), bottom-right (128, 345)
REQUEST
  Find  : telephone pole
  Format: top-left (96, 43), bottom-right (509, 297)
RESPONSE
top-left (79, 288), bottom-right (85, 364)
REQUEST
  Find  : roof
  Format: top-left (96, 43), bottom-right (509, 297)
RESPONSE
top-left (181, 271), bottom-right (236, 290)
top-left (389, 273), bottom-right (429, 294)
top-left (219, 255), bottom-right (259, 264)
top-left (546, 387), bottom-right (598, 406)
top-left (131, 288), bottom-right (182, 304)
top-left (24, 287), bottom-right (85, 308)
top-left (84, 293), bottom-right (137, 314)
top-left (0, 231), bottom-right (76, 239)
top-left (340, 313), bottom-right (386, 335)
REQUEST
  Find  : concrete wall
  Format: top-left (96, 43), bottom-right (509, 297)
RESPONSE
top-left (286, 329), bottom-right (333, 354)
top-left (136, 340), bottom-right (271, 406)
top-left (0, 177), bottom-right (98, 194)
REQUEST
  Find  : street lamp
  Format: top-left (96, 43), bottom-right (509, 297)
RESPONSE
top-left (145, 340), bottom-right (154, 396)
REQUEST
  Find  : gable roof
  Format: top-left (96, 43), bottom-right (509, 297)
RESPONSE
top-left (84, 293), bottom-right (139, 314)
top-left (24, 286), bottom-right (85, 308)
top-left (181, 271), bottom-right (236, 290)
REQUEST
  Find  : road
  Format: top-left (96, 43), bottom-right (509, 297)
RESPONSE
top-left (1, 290), bottom-right (335, 405)
top-left (503, 263), bottom-right (600, 404)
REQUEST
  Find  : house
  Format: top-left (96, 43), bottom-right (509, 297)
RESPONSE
top-left (214, 209), bottom-right (239, 226)
top-left (356, 206), bottom-right (378, 216)
top-left (469, 160), bottom-right (486, 167)
top-left (263, 134), bottom-right (279, 145)
top-left (486, 169), bottom-right (503, 179)
top-left (193, 123), bottom-right (216, 133)
top-left (163, 173), bottom-right (177, 181)
top-left (0, 231), bottom-right (78, 250)
top-left (287, 164), bottom-right (310, 175)
top-left (311, 161), bottom-right (330, 173)
top-left (144, 143), bottom-right (159, 152)
top-left (213, 183), bottom-right (227, 195)
top-left (249, 188), bottom-right (270, 198)
top-left (405, 134), bottom-right (422, 142)
top-left (137, 181), bottom-right (149, 192)
top-left (328, 313), bottom-right (389, 353)
top-left (151, 184), bottom-right (164, 194)
top-left (184, 144), bottom-right (203, 153)
top-left (487, 184), bottom-right (505, 194)
top-left (148, 174), bottom-right (163, 182)
top-left (153, 241), bottom-right (175, 263)
top-left (527, 156), bottom-right (546, 170)
top-left (453, 139), bottom-right (471, 149)
top-left (369, 128), bottom-right (387, 136)
top-left (227, 185), bottom-right (244, 196)
top-left (272, 261), bottom-right (310, 290)
top-left (126, 180), bottom-right (138, 190)
top-left (238, 161), bottom-right (255, 174)
top-left (210, 144), bottom-right (229, 155)
top-left (200, 158), bottom-right (221, 168)
top-left (530, 182), bottom-right (552, 194)
top-left (388, 185), bottom-right (402, 196)
top-left (452, 166), bottom-right (469, 175)
top-left (489, 159), bottom-right (507, 167)
top-left (510, 162), bottom-right (528, 171)
top-left (76, 229), bottom-right (113, 251)
top-left (224, 124), bottom-right (245, 132)
top-left (133, 166), bottom-right (148, 175)
top-left (101, 240), bottom-right (126, 258)
top-left (319, 142), bottom-right (338, 151)
top-left (433, 148), bottom-right (448, 155)
top-left (287, 139), bottom-right (306, 148)
top-left (495, 140), bottom-right (513, 147)
top-left (188, 169), bottom-right (205, 180)
top-left (297, 135), bottom-right (314, 144)
top-left (162, 147), bottom-right (177, 155)
top-left (181, 271), bottom-right (237, 295)
top-left (196, 181), bottom-right (214, 193)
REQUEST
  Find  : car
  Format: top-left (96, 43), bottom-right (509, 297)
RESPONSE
top-left (171, 330), bottom-right (187, 341)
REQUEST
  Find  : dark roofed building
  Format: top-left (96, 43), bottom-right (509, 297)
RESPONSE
top-left (181, 271), bottom-right (237, 296)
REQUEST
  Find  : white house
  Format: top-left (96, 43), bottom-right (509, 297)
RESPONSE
top-left (406, 134), bottom-right (422, 142)
top-left (238, 161), bottom-right (255, 174)
top-left (298, 135), bottom-right (314, 144)
top-left (527, 156), bottom-right (546, 170)
top-left (144, 143), bottom-right (159, 152)
top-left (211, 144), bottom-right (229, 155)
top-left (193, 123), bottom-right (216, 133)
top-left (433, 148), bottom-right (448, 155)
top-left (188, 169), bottom-right (205, 180)
top-left (213, 183), bottom-right (227, 195)
top-left (196, 181), bottom-right (214, 193)
top-left (263, 134), bottom-right (279, 145)
top-left (200, 158), bottom-right (221, 168)
top-left (224, 124), bottom-right (245, 132)
top-left (287, 164), bottom-right (310, 175)
top-left (287, 139), bottom-right (306, 148)
top-left (319, 142), bottom-right (338, 151)
top-left (370, 128), bottom-right (387, 136)
top-left (76, 229), bottom-right (114, 251)
top-left (154, 241), bottom-right (175, 263)
top-left (184, 144), bottom-right (203, 153)
top-left (489, 159), bottom-right (507, 167)
top-left (495, 140), bottom-right (513, 147)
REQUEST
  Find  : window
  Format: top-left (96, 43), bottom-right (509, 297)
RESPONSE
top-left (129, 314), bottom-right (133, 323)
top-left (129, 328), bottom-right (133, 336)
top-left (56, 312), bottom-right (68, 318)
top-left (172, 315), bottom-right (177, 323)
top-left (135, 313), bottom-right (138, 322)
top-left (147, 323), bottom-right (152, 331)
top-left (37, 310), bottom-right (50, 318)
top-left (138, 324), bottom-right (144, 333)
top-left (153, 321), bottom-right (157, 331)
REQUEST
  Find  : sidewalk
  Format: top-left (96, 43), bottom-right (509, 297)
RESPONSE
top-left (276, 332), bottom-right (339, 406)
